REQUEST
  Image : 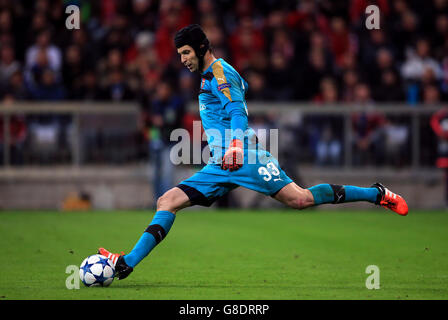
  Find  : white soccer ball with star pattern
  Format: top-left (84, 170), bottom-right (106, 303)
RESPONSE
top-left (79, 254), bottom-right (115, 287)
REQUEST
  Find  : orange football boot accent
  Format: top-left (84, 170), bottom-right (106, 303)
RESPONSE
top-left (98, 247), bottom-right (124, 266)
top-left (372, 183), bottom-right (408, 216)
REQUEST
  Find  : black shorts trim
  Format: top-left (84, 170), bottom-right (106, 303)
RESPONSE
top-left (176, 184), bottom-right (216, 207)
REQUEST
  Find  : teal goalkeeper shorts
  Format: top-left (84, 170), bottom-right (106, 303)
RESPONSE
top-left (177, 148), bottom-right (293, 206)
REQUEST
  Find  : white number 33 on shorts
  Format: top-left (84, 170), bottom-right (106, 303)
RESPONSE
top-left (258, 162), bottom-right (282, 182)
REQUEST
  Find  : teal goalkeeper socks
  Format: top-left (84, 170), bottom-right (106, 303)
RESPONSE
top-left (123, 210), bottom-right (176, 268)
top-left (308, 184), bottom-right (379, 205)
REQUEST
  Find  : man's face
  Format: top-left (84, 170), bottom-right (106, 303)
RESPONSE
top-left (177, 45), bottom-right (199, 72)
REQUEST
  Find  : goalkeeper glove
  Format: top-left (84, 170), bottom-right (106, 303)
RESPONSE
top-left (221, 139), bottom-right (244, 171)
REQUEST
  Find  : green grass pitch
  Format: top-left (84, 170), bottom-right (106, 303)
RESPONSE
top-left (1, 208), bottom-right (447, 300)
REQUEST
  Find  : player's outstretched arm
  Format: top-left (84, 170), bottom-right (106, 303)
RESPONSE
top-left (221, 101), bottom-right (247, 171)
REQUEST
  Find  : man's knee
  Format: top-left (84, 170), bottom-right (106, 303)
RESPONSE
top-left (286, 197), bottom-right (306, 210)
top-left (287, 189), bottom-right (314, 210)
top-left (156, 195), bottom-right (166, 210)
top-left (156, 187), bottom-right (190, 213)
top-left (156, 191), bottom-right (176, 212)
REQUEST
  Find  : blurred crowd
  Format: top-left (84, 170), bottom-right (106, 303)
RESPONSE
top-left (0, 0), bottom-right (447, 168)
top-left (1, 0), bottom-right (448, 104)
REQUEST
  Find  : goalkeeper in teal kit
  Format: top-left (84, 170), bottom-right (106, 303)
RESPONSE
top-left (99, 24), bottom-right (408, 280)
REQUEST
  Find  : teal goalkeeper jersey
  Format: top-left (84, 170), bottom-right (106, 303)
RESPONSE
top-left (198, 58), bottom-right (257, 164)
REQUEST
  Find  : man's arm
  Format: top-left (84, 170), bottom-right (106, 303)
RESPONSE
top-left (226, 101), bottom-right (248, 141)
top-left (221, 101), bottom-right (248, 171)
top-left (210, 62), bottom-right (248, 170)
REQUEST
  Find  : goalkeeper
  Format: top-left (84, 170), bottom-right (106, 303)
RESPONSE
top-left (99, 24), bottom-right (408, 280)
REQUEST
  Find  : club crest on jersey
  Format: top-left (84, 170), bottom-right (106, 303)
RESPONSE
top-left (200, 78), bottom-right (205, 89)
top-left (218, 83), bottom-right (231, 91)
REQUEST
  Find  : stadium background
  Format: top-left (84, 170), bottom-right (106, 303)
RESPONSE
top-left (0, 0), bottom-right (448, 210)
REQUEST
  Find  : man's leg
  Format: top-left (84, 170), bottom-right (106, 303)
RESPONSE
top-left (99, 187), bottom-right (191, 279)
top-left (123, 187), bottom-right (191, 266)
top-left (272, 182), bottom-right (315, 209)
top-left (274, 182), bottom-right (378, 209)
top-left (273, 182), bottom-right (408, 215)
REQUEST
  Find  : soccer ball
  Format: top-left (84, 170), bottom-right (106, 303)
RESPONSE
top-left (79, 254), bottom-right (115, 287)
